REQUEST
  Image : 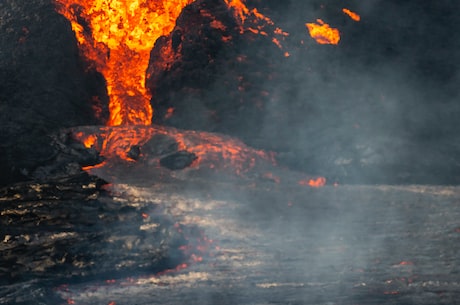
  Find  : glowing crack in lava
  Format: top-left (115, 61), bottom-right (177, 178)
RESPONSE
top-left (306, 19), bottom-right (340, 45)
top-left (54, 0), bottom-right (194, 126)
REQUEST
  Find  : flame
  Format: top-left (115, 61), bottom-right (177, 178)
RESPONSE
top-left (54, 0), bottom-right (194, 126)
top-left (306, 19), bottom-right (340, 45)
top-left (342, 8), bottom-right (361, 22)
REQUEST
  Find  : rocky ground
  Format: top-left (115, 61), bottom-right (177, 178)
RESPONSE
top-left (1, 2), bottom-right (460, 303)
top-left (0, 0), bottom-right (106, 185)
top-left (2, 170), bottom-right (460, 305)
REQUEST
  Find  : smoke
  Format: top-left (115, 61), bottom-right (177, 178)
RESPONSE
top-left (250, 0), bottom-right (460, 184)
top-left (160, 1), bottom-right (460, 303)
top-left (145, 0), bottom-right (460, 184)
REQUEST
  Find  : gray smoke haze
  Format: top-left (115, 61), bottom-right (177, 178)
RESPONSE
top-left (162, 1), bottom-right (460, 303)
top-left (151, 0), bottom-right (460, 184)
top-left (250, 0), bottom-right (460, 184)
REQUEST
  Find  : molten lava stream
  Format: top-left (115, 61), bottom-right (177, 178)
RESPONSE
top-left (54, 0), bottom-right (195, 126)
top-left (306, 19), bottom-right (340, 45)
top-left (56, 0), bottom-right (288, 165)
top-left (54, 0), bottom-right (282, 126)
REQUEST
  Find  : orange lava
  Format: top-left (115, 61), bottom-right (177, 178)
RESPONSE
top-left (73, 126), bottom-right (276, 173)
top-left (306, 19), bottom-right (340, 45)
top-left (54, 0), bottom-right (194, 126)
top-left (299, 177), bottom-right (326, 188)
top-left (342, 8), bottom-right (361, 22)
top-left (224, 0), bottom-right (288, 49)
top-left (224, 0), bottom-right (250, 25)
top-left (80, 133), bottom-right (97, 148)
top-left (56, 0), bottom-right (285, 168)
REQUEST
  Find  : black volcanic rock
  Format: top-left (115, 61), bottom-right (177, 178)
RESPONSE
top-left (0, 177), bottom-right (188, 286)
top-left (160, 150), bottom-right (198, 170)
top-left (0, 0), bottom-right (108, 185)
top-left (146, 0), bottom-right (285, 140)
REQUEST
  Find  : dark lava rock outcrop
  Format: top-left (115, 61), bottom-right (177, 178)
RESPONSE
top-left (0, 0), bottom-right (106, 185)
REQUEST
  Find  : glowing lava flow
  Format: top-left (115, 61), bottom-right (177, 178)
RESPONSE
top-left (298, 177), bottom-right (327, 188)
top-left (56, 0), bottom-right (284, 164)
top-left (306, 19), bottom-right (340, 45)
top-left (54, 0), bottom-right (194, 126)
top-left (224, 0), bottom-right (289, 52)
top-left (73, 125), bottom-right (276, 173)
top-left (342, 8), bottom-right (361, 22)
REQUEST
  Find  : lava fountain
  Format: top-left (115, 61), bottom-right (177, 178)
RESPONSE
top-left (54, 0), bottom-right (285, 166)
top-left (54, 0), bottom-right (194, 126)
top-left (54, 0), bottom-right (281, 126)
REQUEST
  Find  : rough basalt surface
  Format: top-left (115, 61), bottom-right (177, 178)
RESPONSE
top-left (0, 175), bottom-right (189, 286)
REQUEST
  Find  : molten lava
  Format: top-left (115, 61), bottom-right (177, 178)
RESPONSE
top-left (56, 0), bottom-right (284, 166)
top-left (224, 0), bottom-right (288, 49)
top-left (54, 0), bottom-right (194, 126)
top-left (306, 19), bottom-right (340, 45)
top-left (73, 125), bottom-right (276, 175)
top-left (298, 177), bottom-right (326, 188)
top-left (342, 8), bottom-right (361, 22)
top-left (55, 0), bottom-right (287, 128)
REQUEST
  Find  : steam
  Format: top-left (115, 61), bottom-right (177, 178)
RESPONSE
top-left (38, 1), bottom-right (460, 304)
top-left (157, 0), bottom-right (460, 303)
top-left (251, 0), bottom-right (460, 184)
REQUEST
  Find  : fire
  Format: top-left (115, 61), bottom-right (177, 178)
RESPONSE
top-left (306, 19), bottom-right (340, 45)
top-left (54, 0), bottom-right (194, 126)
top-left (342, 8), bottom-right (361, 22)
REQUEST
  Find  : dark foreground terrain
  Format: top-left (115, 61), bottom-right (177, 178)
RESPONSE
top-left (2, 165), bottom-right (460, 304)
